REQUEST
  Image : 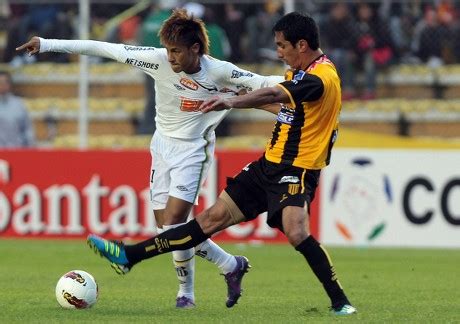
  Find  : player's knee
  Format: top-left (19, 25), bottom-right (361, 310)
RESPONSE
top-left (285, 228), bottom-right (309, 247)
top-left (282, 206), bottom-right (310, 246)
top-left (196, 200), bottom-right (231, 235)
top-left (162, 208), bottom-right (189, 224)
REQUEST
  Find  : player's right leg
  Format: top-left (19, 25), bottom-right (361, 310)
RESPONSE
top-left (87, 235), bottom-right (132, 275)
top-left (150, 133), bottom-right (198, 308)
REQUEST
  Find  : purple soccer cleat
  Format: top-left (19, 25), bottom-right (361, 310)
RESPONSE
top-left (176, 296), bottom-right (195, 309)
top-left (223, 256), bottom-right (251, 308)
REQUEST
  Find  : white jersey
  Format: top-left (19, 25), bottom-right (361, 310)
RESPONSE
top-left (39, 38), bottom-right (283, 139)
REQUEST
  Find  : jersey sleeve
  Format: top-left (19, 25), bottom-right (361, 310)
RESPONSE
top-left (277, 74), bottom-right (324, 106)
top-left (39, 38), bottom-right (164, 75)
top-left (213, 60), bottom-right (284, 91)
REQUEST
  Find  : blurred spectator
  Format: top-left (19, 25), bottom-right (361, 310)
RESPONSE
top-left (118, 15), bottom-right (141, 45)
top-left (0, 1), bottom-right (10, 60)
top-left (4, 4), bottom-right (74, 65)
top-left (378, 1), bottom-right (418, 63)
top-left (353, 3), bottom-right (394, 100)
top-left (245, 0), bottom-right (282, 63)
top-left (321, 3), bottom-right (357, 100)
top-left (184, 2), bottom-right (231, 60)
top-left (452, 16), bottom-right (460, 63)
top-left (0, 71), bottom-right (35, 147)
top-left (202, 6), bottom-right (231, 60)
top-left (412, 6), bottom-right (452, 67)
top-left (222, 4), bottom-right (245, 62)
top-left (183, 2), bottom-right (232, 136)
top-left (136, 0), bottom-right (179, 135)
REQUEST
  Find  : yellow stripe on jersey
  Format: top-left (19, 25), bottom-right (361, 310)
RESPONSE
top-left (276, 83), bottom-right (296, 109)
top-left (265, 56), bottom-right (341, 170)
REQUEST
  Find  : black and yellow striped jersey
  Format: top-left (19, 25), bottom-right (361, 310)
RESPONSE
top-left (264, 54), bottom-right (341, 169)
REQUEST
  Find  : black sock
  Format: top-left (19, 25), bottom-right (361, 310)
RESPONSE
top-left (125, 219), bottom-right (209, 265)
top-left (295, 235), bottom-right (350, 308)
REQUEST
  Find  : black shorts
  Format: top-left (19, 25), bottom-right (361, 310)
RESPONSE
top-left (224, 155), bottom-right (321, 230)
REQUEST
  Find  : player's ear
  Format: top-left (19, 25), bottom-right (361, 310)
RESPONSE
top-left (297, 39), bottom-right (309, 52)
top-left (190, 42), bottom-right (200, 54)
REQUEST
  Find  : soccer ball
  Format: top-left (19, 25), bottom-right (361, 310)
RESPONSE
top-left (55, 270), bottom-right (98, 309)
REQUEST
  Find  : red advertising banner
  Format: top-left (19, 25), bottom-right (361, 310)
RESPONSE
top-left (0, 150), bottom-right (319, 242)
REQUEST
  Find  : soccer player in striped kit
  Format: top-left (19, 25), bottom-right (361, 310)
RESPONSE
top-left (85, 11), bottom-right (357, 315)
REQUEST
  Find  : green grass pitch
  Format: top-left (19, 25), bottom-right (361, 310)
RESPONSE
top-left (1, 239), bottom-right (459, 323)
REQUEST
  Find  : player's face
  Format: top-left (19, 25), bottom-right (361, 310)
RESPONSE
top-left (274, 31), bottom-right (302, 70)
top-left (164, 42), bottom-right (200, 74)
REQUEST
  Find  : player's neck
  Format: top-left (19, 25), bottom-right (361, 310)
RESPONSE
top-left (183, 57), bottom-right (202, 74)
top-left (184, 65), bottom-right (201, 74)
top-left (300, 49), bottom-right (324, 71)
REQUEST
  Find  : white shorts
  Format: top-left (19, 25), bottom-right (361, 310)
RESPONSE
top-left (149, 131), bottom-right (216, 209)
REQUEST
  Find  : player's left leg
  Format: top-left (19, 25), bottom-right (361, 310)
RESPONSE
top-left (158, 198), bottom-right (198, 308)
top-left (282, 206), bottom-right (356, 315)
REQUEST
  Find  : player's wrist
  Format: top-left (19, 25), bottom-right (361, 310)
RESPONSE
top-left (226, 98), bottom-right (235, 109)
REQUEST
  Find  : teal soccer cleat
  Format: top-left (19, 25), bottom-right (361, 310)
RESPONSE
top-left (332, 304), bottom-right (357, 315)
top-left (87, 234), bottom-right (132, 275)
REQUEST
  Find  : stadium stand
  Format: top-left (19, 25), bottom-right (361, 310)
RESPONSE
top-left (1, 1), bottom-right (459, 148)
top-left (1, 60), bottom-right (459, 148)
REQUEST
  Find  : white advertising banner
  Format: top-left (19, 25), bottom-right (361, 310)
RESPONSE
top-left (320, 149), bottom-right (460, 248)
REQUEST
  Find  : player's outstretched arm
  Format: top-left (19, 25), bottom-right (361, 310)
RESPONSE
top-left (200, 86), bottom-right (289, 113)
top-left (16, 36), bottom-right (41, 56)
top-left (16, 37), bottom-right (158, 68)
top-left (259, 104), bottom-right (282, 115)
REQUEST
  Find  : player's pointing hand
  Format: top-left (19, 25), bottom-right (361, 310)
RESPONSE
top-left (199, 96), bottom-right (233, 113)
top-left (16, 36), bottom-right (41, 56)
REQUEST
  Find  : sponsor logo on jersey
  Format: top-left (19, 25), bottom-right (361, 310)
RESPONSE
top-left (294, 70), bottom-right (305, 80)
top-left (180, 78), bottom-right (199, 90)
top-left (124, 45), bottom-right (155, 51)
top-left (236, 85), bottom-right (253, 92)
top-left (277, 110), bottom-right (294, 124)
top-left (125, 58), bottom-right (159, 70)
top-left (231, 69), bottom-right (254, 79)
top-left (174, 84), bottom-right (186, 91)
top-left (179, 97), bottom-right (204, 112)
top-left (280, 104), bottom-right (295, 112)
top-left (279, 176), bottom-right (300, 184)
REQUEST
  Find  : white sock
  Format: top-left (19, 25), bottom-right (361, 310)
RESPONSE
top-left (195, 239), bottom-right (237, 274)
top-left (163, 223), bottom-right (195, 300)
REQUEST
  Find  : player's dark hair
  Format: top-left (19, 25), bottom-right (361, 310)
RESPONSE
top-left (273, 12), bottom-right (320, 50)
top-left (159, 8), bottom-right (209, 55)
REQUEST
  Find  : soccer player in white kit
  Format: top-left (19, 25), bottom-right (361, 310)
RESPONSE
top-left (17, 9), bottom-right (283, 308)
